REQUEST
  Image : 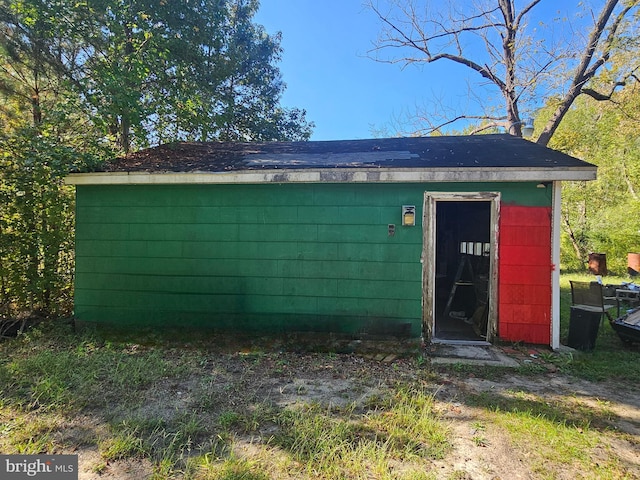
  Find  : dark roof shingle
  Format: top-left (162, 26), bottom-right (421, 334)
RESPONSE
top-left (100, 134), bottom-right (592, 173)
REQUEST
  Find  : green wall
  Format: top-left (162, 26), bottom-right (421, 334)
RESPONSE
top-left (74, 181), bottom-right (551, 337)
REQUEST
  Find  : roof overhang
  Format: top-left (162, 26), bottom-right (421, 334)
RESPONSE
top-left (65, 166), bottom-right (597, 185)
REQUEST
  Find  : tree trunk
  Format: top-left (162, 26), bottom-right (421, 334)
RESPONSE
top-left (562, 212), bottom-right (586, 263)
top-left (121, 115), bottom-right (131, 154)
top-left (536, 89), bottom-right (581, 146)
top-left (31, 88), bottom-right (42, 126)
top-left (121, 22), bottom-right (134, 154)
top-left (499, 0), bottom-right (522, 136)
top-left (536, 0), bottom-right (622, 146)
top-left (621, 160), bottom-right (639, 200)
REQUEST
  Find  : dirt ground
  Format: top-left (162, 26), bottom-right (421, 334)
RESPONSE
top-left (436, 373), bottom-right (640, 479)
top-left (64, 344), bottom-right (639, 480)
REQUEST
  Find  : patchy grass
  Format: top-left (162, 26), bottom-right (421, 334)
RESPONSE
top-left (467, 388), bottom-right (633, 479)
top-left (1, 288), bottom-right (639, 479)
top-left (557, 274), bottom-right (640, 382)
top-left (434, 273), bottom-right (640, 383)
top-left (1, 323), bottom-right (453, 478)
top-left (271, 385), bottom-right (450, 478)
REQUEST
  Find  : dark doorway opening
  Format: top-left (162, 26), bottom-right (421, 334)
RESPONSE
top-left (434, 201), bottom-right (491, 341)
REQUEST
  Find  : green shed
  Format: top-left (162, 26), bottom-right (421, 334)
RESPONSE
top-left (66, 135), bottom-right (596, 348)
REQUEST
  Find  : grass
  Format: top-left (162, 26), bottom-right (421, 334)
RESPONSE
top-left (1, 323), bottom-right (179, 413)
top-left (0, 275), bottom-right (638, 478)
top-left (556, 273), bottom-right (640, 382)
top-left (467, 389), bottom-right (631, 479)
top-left (0, 323), bottom-right (455, 478)
top-left (271, 385), bottom-right (450, 478)
top-left (195, 455), bottom-right (272, 480)
top-left (437, 273), bottom-right (640, 382)
top-left (467, 384), bottom-right (635, 479)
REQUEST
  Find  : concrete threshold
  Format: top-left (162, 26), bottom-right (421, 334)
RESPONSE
top-left (426, 343), bottom-right (520, 367)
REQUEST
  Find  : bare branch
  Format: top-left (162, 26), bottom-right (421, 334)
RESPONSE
top-left (514, 0), bottom-right (543, 30)
top-left (468, 121), bottom-right (503, 134)
top-left (368, 2), bottom-right (504, 59)
top-left (369, 3), bottom-right (432, 59)
top-left (367, 0), bottom-right (639, 145)
top-left (537, 0), bottom-right (638, 145)
top-left (514, 57), bottom-right (557, 104)
top-left (429, 53), bottom-right (506, 89)
top-left (582, 83), bottom-right (626, 101)
top-left (583, 1), bottom-right (636, 80)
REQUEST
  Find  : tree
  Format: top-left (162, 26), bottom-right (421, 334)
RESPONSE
top-left (83, 0), bottom-right (313, 150)
top-left (0, 0), bottom-right (312, 319)
top-left (0, 128), bottom-right (85, 319)
top-left (367, 0), bottom-right (639, 145)
top-left (142, 0), bottom-right (313, 143)
top-left (1, 0), bottom-right (313, 153)
top-left (0, 0), bottom-right (78, 129)
top-left (546, 69), bottom-right (640, 271)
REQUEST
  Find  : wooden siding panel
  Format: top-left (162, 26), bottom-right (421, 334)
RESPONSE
top-left (499, 245), bottom-right (551, 266)
top-left (500, 204), bottom-right (551, 226)
top-left (498, 205), bottom-right (552, 344)
top-left (75, 183), bottom-right (425, 336)
top-left (500, 284), bottom-right (551, 306)
top-left (501, 225), bottom-right (552, 246)
top-left (75, 183), bottom-right (553, 340)
top-left (499, 265), bottom-right (552, 285)
top-left (237, 224), bottom-right (318, 242)
top-left (75, 273), bottom-right (285, 296)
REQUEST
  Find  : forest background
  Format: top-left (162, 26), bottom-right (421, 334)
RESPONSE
top-left (1, 0), bottom-right (639, 324)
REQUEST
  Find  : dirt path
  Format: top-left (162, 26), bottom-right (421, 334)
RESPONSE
top-left (432, 373), bottom-right (640, 479)
top-left (67, 350), bottom-right (639, 479)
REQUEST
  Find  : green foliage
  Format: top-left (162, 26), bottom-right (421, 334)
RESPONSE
top-left (549, 80), bottom-right (640, 273)
top-left (0, 0), bottom-right (313, 317)
top-left (1, 320), bottom-right (637, 478)
top-left (142, 0), bottom-right (314, 144)
top-left (0, 128), bottom-right (100, 318)
top-left (1, 0), bottom-right (313, 152)
top-left (272, 386), bottom-right (450, 477)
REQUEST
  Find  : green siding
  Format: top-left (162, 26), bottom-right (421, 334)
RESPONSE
top-left (74, 182), bottom-right (550, 336)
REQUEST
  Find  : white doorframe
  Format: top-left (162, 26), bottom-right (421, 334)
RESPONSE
top-left (422, 192), bottom-right (501, 343)
top-left (551, 181), bottom-right (562, 350)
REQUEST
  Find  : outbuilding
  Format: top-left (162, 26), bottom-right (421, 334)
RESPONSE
top-left (66, 134), bottom-right (596, 349)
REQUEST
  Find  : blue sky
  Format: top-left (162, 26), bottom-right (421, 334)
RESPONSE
top-left (254, 1), bottom-right (586, 141)
top-left (255, 1), bottom-right (458, 140)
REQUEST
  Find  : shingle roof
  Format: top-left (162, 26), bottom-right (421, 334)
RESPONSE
top-left (101, 134), bottom-right (593, 173)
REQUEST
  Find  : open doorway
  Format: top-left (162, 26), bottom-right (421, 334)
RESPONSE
top-left (422, 192), bottom-right (499, 344)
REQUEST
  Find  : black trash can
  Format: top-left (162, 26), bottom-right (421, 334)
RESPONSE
top-left (567, 307), bottom-right (602, 351)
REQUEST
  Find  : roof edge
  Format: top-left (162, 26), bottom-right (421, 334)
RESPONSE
top-left (65, 167), bottom-right (597, 185)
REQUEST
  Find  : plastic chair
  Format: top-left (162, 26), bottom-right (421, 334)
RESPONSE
top-left (569, 281), bottom-right (616, 323)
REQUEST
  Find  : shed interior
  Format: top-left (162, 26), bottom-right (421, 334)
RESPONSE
top-left (435, 201), bottom-right (491, 341)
